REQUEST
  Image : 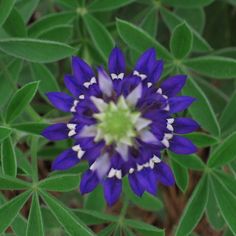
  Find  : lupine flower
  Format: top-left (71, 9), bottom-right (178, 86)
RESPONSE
top-left (42, 47), bottom-right (199, 205)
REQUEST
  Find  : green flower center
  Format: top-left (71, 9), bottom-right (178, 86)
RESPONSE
top-left (94, 97), bottom-right (140, 145)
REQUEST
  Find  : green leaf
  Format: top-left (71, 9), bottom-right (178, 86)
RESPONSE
top-left (140, 8), bottom-right (158, 37)
top-left (28, 11), bottom-right (76, 37)
top-left (175, 175), bottom-right (209, 236)
top-left (182, 78), bottom-right (220, 137)
top-left (6, 81), bottom-right (39, 123)
top-left (40, 190), bottom-right (95, 236)
top-left (161, 0), bottom-right (214, 8)
top-left (169, 152), bottom-right (205, 171)
top-left (88, 0), bottom-right (135, 11)
top-left (206, 183), bottom-right (225, 230)
top-left (98, 224), bottom-right (116, 236)
top-left (11, 215), bottom-right (27, 236)
top-left (208, 132), bottom-right (236, 167)
top-left (211, 175), bottom-right (236, 235)
top-left (0, 126), bottom-right (12, 142)
top-left (220, 91), bottom-right (236, 135)
top-left (0, 190), bottom-right (31, 234)
top-left (83, 14), bottom-right (114, 60)
top-left (0, 175), bottom-right (30, 190)
top-left (0, 38), bottom-right (76, 63)
top-left (30, 63), bottom-right (59, 99)
top-left (37, 24), bottom-right (73, 43)
top-left (0, 0), bottom-right (16, 26)
top-left (160, 8), bottom-right (211, 52)
top-left (3, 8), bottom-right (27, 37)
top-left (170, 22), bottom-right (193, 59)
top-left (39, 174), bottom-right (80, 192)
top-left (184, 132), bottom-right (218, 147)
top-left (116, 18), bottom-right (171, 60)
top-left (175, 8), bottom-right (205, 34)
top-left (170, 158), bottom-right (189, 192)
top-left (16, 0), bottom-right (39, 23)
top-left (26, 193), bottom-right (44, 236)
top-left (1, 137), bottom-right (17, 177)
top-left (124, 178), bottom-right (163, 211)
top-left (125, 219), bottom-right (164, 236)
top-left (12, 122), bottom-right (48, 136)
top-left (185, 56), bottom-right (236, 79)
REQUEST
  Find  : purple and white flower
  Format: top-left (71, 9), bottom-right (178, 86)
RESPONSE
top-left (42, 47), bottom-right (199, 205)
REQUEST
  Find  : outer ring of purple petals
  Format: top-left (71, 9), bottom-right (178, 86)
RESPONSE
top-left (42, 47), bottom-right (199, 206)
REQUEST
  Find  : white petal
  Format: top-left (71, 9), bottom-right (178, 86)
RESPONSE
top-left (157, 88), bottom-right (162, 94)
top-left (68, 130), bottom-right (76, 137)
top-left (126, 83), bottom-right (142, 107)
top-left (107, 168), bottom-right (116, 178)
top-left (152, 155), bottom-right (161, 163)
top-left (79, 125), bottom-right (97, 137)
top-left (98, 69), bottom-right (113, 97)
top-left (161, 138), bottom-right (170, 148)
top-left (67, 123), bottom-right (77, 130)
top-left (167, 118), bottom-right (174, 124)
top-left (90, 96), bottom-right (108, 112)
top-left (129, 168), bottom-right (135, 174)
top-left (115, 170), bottom-right (122, 179)
top-left (147, 82), bottom-right (152, 88)
top-left (167, 124), bottom-right (174, 132)
top-left (115, 142), bottom-right (128, 161)
top-left (135, 117), bottom-right (152, 131)
top-left (79, 94), bottom-right (85, 99)
top-left (139, 130), bottom-right (158, 144)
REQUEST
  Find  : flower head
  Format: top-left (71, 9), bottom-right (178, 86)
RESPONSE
top-left (42, 47), bottom-right (198, 205)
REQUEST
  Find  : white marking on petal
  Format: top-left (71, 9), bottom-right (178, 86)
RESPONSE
top-left (163, 95), bottom-right (168, 99)
top-left (147, 82), bottom-right (152, 88)
top-left (167, 124), bottom-right (174, 132)
top-left (90, 154), bottom-right (110, 179)
top-left (83, 77), bottom-right (96, 88)
top-left (115, 142), bottom-right (128, 161)
top-left (133, 70), bottom-right (147, 80)
top-left (164, 104), bottom-right (170, 111)
top-left (70, 100), bottom-right (79, 112)
top-left (152, 155), bottom-right (161, 163)
top-left (111, 73), bottom-right (124, 80)
top-left (72, 145), bottom-right (85, 159)
top-left (157, 88), bottom-right (162, 94)
top-left (135, 117), bottom-right (152, 131)
top-left (67, 123), bottom-right (77, 130)
top-left (79, 125), bottom-right (97, 137)
top-left (137, 164), bottom-right (143, 171)
top-left (90, 96), bottom-right (108, 112)
top-left (167, 118), bottom-right (174, 124)
top-left (139, 130), bottom-right (158, 144)
top-left (98, 69), bottom-right (113, 97)
top-left (143, 162), bottom-right (149, 168)
top-left (126, 83), bottom-right (142, 107)
top-left (164, 133), bottom-right (173, 140)
top-left (68, 130), bottom-right (76, 137)
top-left (107, 168), bottom-right (116, 178)
top-left (115, 170), bottom-right (122, 179)
top-left (161, 138), bottom-right (170, 148)
top-left (149, 160), bottom-right (154, 169)
top-left (129, 168), bottom-right (134, 174)
top-left (79, 94), bottom-right (85, 99)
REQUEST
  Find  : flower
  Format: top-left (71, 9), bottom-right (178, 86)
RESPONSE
top-left (42, 47), bottom-right (199, 205)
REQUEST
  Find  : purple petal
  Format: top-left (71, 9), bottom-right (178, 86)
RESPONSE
top-left (169, 136), bottom-right (197, 154)
top-left (80, 170), bottom-right (99, 194)
top-left (161, 75), bottom-right (187, 97)
top-left (149, 60), bottom-right (163, 83)
top-left (108, 47), bottom-right (125, 74)
top-left (155, 162), bottom-right (175, 186)
top-left (46, 92), bottom-right (73, 112)
top-left (169, 96), bottom-right (196, 113)
top-left (103, 177), bottom-right (122, 206)
top-left (52, 149), bottom-right (79, 170)
top-left (128, 172), bottom-right (145, 197)
top-left (72, 56), bottom-right (94, 84)
top-left (64, 75), bottom-right (84, 97)
top-left (173, 118), bottom-right (199, 134)
top-left (135, 48), bottom-right (156, 74)
top-left (139, 169), bottom-right (157, 195)
top-left (42, 123), bottom-right (68, 140)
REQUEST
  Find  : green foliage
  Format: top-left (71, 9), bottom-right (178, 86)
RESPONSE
top-left (0, 0), bottom-right (236, 235)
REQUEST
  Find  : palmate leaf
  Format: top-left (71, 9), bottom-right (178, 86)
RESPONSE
top-left (5, 81), bottom-right (39, 123)
top-left (0, 126), bottom-right (12, 142)
top-left (160, 0), bottom-right (214, 8)
top-left (83, 13), bottom-right (115, 61)
top-left (88, 0), bottom-right (135, 11)
top-left (26, 192), bottom-right (44, 236)
top-left (1, 137), bottom-right (17, 177)
top-left (38, 174), bottom-right (81, 192)
top-left (0, 0), bottom-right (16, 26)
top-left (175, 175), bottom-right (209, 236)
top-left (40, 190), bottom-right (95, 236)
top-left (211, 175), bottom-right (236, 235)
top-left (170, 23), bottom-right (193, 59)
top-left (208, 132), bottom-right (236, 167)
top-left (0, 38), bottom-right (76, 63)
top-left (0, 190), bottom-right (31, 234)
top-left (0, 175), bottom-right (30, 190)
top-left (116, 18), bottom-right (172, 60)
